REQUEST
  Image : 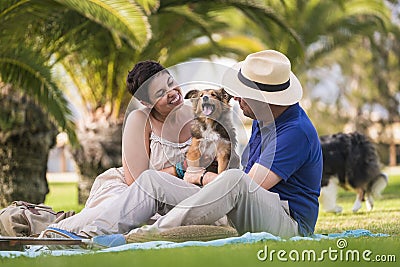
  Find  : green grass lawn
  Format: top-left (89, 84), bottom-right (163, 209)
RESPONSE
top-left (43, 182), bottom-right (84, 213)
top-left (316, 171), bottom-right (400, 236)
top-left (1, 171), bottom-right (399, 267)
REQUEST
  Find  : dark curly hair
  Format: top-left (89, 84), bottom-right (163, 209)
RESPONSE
top-left (126, 60), bottom-right (167, 102)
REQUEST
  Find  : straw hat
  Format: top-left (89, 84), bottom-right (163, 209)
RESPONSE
top-left (222, 50), bottom-right (303, 105)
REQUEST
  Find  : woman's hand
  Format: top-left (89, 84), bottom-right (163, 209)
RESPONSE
top-left (160, 165), bottom-right (179, 177)
top-left (183, 167), bottom-right (205, 185)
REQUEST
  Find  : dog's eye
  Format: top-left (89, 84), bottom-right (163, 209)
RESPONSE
top-left (199, 93), bottom-right (203, 97)
top-left (211, 93), bottom-right (216, 97)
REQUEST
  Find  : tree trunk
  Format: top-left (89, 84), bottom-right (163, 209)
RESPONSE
top-left (0, 86), bottom-right (57, 207)
top-left (72, 119), bottom-right (122, 204)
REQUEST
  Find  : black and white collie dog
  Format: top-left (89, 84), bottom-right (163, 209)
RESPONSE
top-left (319, 132), bottom-right (388, 213)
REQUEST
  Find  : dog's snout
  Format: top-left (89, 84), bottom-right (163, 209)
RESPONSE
top-left (203, 95), bottom-right (209, 102)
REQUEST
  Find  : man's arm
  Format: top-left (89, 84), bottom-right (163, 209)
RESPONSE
top-left (247, 163), bottom-right (282, 190)
top-left (184, 163), bottom-right (281, 189)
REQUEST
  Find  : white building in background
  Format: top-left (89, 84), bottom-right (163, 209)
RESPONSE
top-left (344, 121), bottom-right (400, 166)
top-left (47, 132), bottom-right (76, 172)
top-left (367, 122), bottom-right (400, 166)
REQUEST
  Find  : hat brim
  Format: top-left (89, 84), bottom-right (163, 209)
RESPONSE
top-left (221, 61), bottom-right (303, 106)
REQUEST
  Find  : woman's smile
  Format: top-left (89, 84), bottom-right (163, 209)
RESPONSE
top-left (168, 91), bottom-right (183, 105)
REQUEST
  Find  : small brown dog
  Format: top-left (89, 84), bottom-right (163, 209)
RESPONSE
top-left (184, 88), bottom-right (240, 173)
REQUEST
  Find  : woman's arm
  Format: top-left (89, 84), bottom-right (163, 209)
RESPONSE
top-left (183, 167), bottom-right (218, 186)
top-left (122, 110), bottom-right (151, 185)
top-left (160, 165), bottom-right (178, 176)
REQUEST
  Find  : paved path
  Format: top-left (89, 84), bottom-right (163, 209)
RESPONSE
top-left (46, 172), bottom-right (79, 183)
top-left (383, 166), bottom-right (400, 176)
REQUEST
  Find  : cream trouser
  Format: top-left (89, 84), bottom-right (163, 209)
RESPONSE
top-left (51, 168), bottom-right (128, 233)
top-left (78, 169), bottom-right (298, 238)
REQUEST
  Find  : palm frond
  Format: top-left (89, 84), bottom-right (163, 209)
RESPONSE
top-left (229, 0), bottom-right (304, 50)
top-left (216, 35), bottom-right (267, 58)
top-left (305, 0), bottom-right (391, 66)
top-left (53, 0), bottom-right (152, 49)
top-left (161, 34), bottom-right (266, 66)
top-left (162, 5), bottom-right (215, 39)
top-left (0, 48), bottom-right (78, 145)
top-left (135, 0), bottom-right (160, 15)
top-left (343, 0), bottom-right (392, 29)
top-left (158, 0), bottom-right (304, 53)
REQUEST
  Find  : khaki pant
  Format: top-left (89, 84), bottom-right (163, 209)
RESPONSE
top-left (79, 169), bottom-right (298, 238)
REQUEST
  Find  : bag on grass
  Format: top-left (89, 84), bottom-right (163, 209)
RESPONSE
top-left (0, 201), bottom-right (75, 237)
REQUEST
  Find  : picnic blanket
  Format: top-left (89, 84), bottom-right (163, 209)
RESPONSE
top-left (0, 229), bottom-right (389, 258)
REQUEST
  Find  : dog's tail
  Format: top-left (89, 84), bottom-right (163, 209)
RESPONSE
top-left (369, 173), bottom-right (388, 199)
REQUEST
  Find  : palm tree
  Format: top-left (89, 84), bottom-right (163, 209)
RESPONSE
top-left (0, 84), bottom-right (58, 207)
top-left (0, 0), bottom-right (152, 205)
top-left (258, 0), bottom-right (393, 136)
top-left (0, 1), bottom-right (77, 205)
top-left (253, 0), bottom-right (392, 71)
top-left (316, 21), bottom-right (400, 139)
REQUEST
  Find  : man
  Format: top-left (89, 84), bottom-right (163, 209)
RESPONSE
top-left (44, 50), bottom-right (322, 241)
top-left (130, 49), bottom-right (322, 238)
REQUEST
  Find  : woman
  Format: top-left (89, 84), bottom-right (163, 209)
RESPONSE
top-left (50, 61), bottom-right (193, 234)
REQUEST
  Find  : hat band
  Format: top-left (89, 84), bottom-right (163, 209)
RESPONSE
top-left (238, 69), bottom-right (290, 92)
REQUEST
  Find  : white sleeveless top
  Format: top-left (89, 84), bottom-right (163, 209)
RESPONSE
top-left (149, 132), bottom-right (191, 170)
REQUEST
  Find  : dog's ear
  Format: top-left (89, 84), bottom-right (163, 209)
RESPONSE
top-left (219, 88), bottom-right (233, 102)
top-left (185, 89), bottom-right (200, 99)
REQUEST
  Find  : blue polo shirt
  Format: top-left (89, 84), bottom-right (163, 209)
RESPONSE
top-left (241, 103), bottom-right (322, 236)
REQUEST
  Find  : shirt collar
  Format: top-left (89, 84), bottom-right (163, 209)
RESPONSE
top-left (274, 103), bottom-right (299, 125)
top-left (256, 103), bottom-right (299, 130)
